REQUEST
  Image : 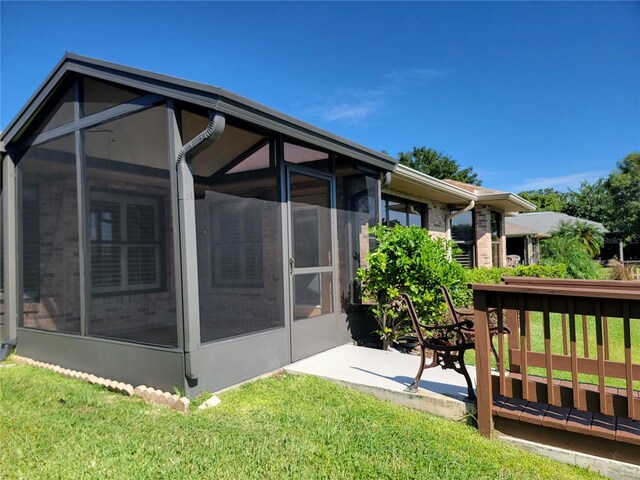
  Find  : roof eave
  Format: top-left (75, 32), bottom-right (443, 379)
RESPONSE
top-left (389, 164), bottom-right (476, 203)
top-left (475, 192), bottom-right (537, 212)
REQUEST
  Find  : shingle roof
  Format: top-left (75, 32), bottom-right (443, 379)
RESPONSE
top-left (505, 211), bottom-right (607, 237)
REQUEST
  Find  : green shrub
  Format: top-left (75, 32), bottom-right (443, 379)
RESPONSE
top-left (465, 264), bottom-right (567, 285)
top-left (462, 264), bottom-right (567, 305)
top-left (357, 225), bottom-right (467, 348)
top-left (541, 235), bottom-right (601, 279)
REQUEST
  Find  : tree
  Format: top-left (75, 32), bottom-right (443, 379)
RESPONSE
top-left (606, 152), bottom-right (640, 241)
top-left (398, 147), bottom-right (481, 185)
top-left (549, 220), bottom-right (605, 257)
top-left (564, 179), bottom-right (614, 229)
top-left (517, 189), bottom-right (568, 212)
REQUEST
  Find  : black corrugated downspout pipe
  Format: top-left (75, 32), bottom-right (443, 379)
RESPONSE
top-left (176, 110), bottom-right (225, 383)
top-left (0, 338), bottom-right (17, 361)
top-left (176, 110), bottom-right (226, 166)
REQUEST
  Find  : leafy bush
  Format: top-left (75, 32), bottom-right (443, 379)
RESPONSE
top-left (540, 235), bottom-right (601, 279)
top-left (465, 264), bottom-right (568, 285)
top-left (357, 225), bottom-right (468, 348)
top-left (460, 264), bottom-right (568, 305)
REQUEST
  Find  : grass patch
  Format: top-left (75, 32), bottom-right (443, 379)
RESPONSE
top-left (466, 313), bottom-right (640, 390)
top-left (0, 364), bottom-right (602, 479)
top-left (522, 313), bottom-right (640, 390)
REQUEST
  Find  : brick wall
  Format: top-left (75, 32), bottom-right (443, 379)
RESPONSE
top-left (475, 205), bottom-right (493, 268)
top-left (22, 174), bottom-right (81, 333)
top-left (426, 200), bottom-right (447, 238)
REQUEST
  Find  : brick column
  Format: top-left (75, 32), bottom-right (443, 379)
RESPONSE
top-left (474, 205), bottom-right (492, 268)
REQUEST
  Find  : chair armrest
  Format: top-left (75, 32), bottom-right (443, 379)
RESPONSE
top-left (455, 306), bottom-right (497, 318)
top-left (424, 320), bottom-right (474, 332)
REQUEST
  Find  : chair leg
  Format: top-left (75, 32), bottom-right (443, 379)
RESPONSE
top-left (426, 349), bottom-right (440, 369)
top-left (457, 351), bottom-right (476, 401)
top-left (405, 347), bottom-right (427, 392)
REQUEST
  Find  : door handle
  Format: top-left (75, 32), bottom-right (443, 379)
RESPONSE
top-left (289, 257), bottom-right (295, 274)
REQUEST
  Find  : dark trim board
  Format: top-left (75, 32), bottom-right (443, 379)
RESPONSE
top-left (186, 326), bottom-right (291, 395)
top-left (16, 328), bottom-right (185, 392)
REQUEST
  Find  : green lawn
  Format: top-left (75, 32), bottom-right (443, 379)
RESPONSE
top-left (466, 312), bottom-right (640, 390)
top-left (0, 363), bottom-right (602, 479)
top-left (524, 312), bottom-right (640, 389)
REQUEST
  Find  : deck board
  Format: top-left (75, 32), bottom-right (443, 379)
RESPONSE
top-left (541, 404), bottom-right (570, 429)
top-left (591, 413), bottom-right (617, 441)
top-left (615, 417), bottom-right (640, 446)
top-left (494, 397), bottom-right (640, 445)
top-left (520, 401), bottom-right (548, 425)
top-left (565, 409), bottom-right (593, 435)
top-left (497, 397), bottom-right (527, 420)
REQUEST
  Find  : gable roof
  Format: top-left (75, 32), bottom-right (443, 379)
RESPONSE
top-left (505, 211), bottom-right (607, 237)
top-left (1, 53), bottom-right (397, 171)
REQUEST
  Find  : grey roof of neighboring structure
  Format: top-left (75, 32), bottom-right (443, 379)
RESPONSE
top-left (1, 53), bottom-right (397, 171)
top-left (505, 211), bottom-right (608, 237)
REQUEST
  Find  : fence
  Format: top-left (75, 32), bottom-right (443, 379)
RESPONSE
top-left (472, 278), bottom-right (640, 444)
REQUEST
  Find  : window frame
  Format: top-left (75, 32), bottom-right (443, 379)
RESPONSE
top-left (450, 209), bottom-right (476, 268)
top-left (381, 194), bottom-right (428, 228)
top-left (210, 200), bottom-right (264, 288)
top-left (89, 189), bottom-right (166, 296)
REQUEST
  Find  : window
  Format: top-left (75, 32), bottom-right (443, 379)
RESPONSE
top-left (90, 191), bottom-right (164, 295)
top-left (211, 201), bottom-right (263, 287)
top-left (451, 210), bottom-right (475, 268)
top-left (381, 195), bottom-right (427, 228)
top-left (22, 185), bottom-right (41, 300)
top-left (491, 211), bottom-right (503, 267)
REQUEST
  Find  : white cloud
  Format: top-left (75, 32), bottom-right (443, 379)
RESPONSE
top-left (511, 170), bottom-right (609, 192)
top-left (384, 67), bottom-right (445, 83)
top-left (302, 66), bottom-right (444, 125)
top-left (308, 101), bottom-right (379, 123)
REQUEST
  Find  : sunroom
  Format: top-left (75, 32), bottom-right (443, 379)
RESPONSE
top-left (0, 54), bottom-right (396, 394)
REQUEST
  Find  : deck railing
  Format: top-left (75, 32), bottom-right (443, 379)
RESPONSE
top-left (472, 279), bottom-right (640, 443)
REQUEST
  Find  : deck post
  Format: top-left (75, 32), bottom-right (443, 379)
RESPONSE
top-left (473, 288), bottom-right (493, 437)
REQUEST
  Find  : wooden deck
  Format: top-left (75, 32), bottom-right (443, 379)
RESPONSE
top-left (471, 278), bottom-right (640, 447)
top-left (493, 392), bottom-right (640, 445)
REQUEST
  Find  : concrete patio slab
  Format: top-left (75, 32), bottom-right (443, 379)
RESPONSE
top-left (285, 344), bottom-right (477, 422)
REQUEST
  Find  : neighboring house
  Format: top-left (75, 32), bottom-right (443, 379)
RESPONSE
top-left (384, 166), bottom-right (535, 268)
top-left (505, 211), bottom-right (607, 264)
top-left (0, 54), bottom-right (532, 394)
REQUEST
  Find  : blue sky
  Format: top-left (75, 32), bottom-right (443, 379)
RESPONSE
top-left (1, 1), bottom-right (638, 193)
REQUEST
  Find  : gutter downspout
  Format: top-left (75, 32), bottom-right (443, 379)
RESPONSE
top-left (380, 171), bottom-right (392, 189)
top-left (176, 110), bottom-right (225, 382)
top-left (378, 171), bottom-right (392, 223)
top-left (445, 200), bottom-right (475, 260)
